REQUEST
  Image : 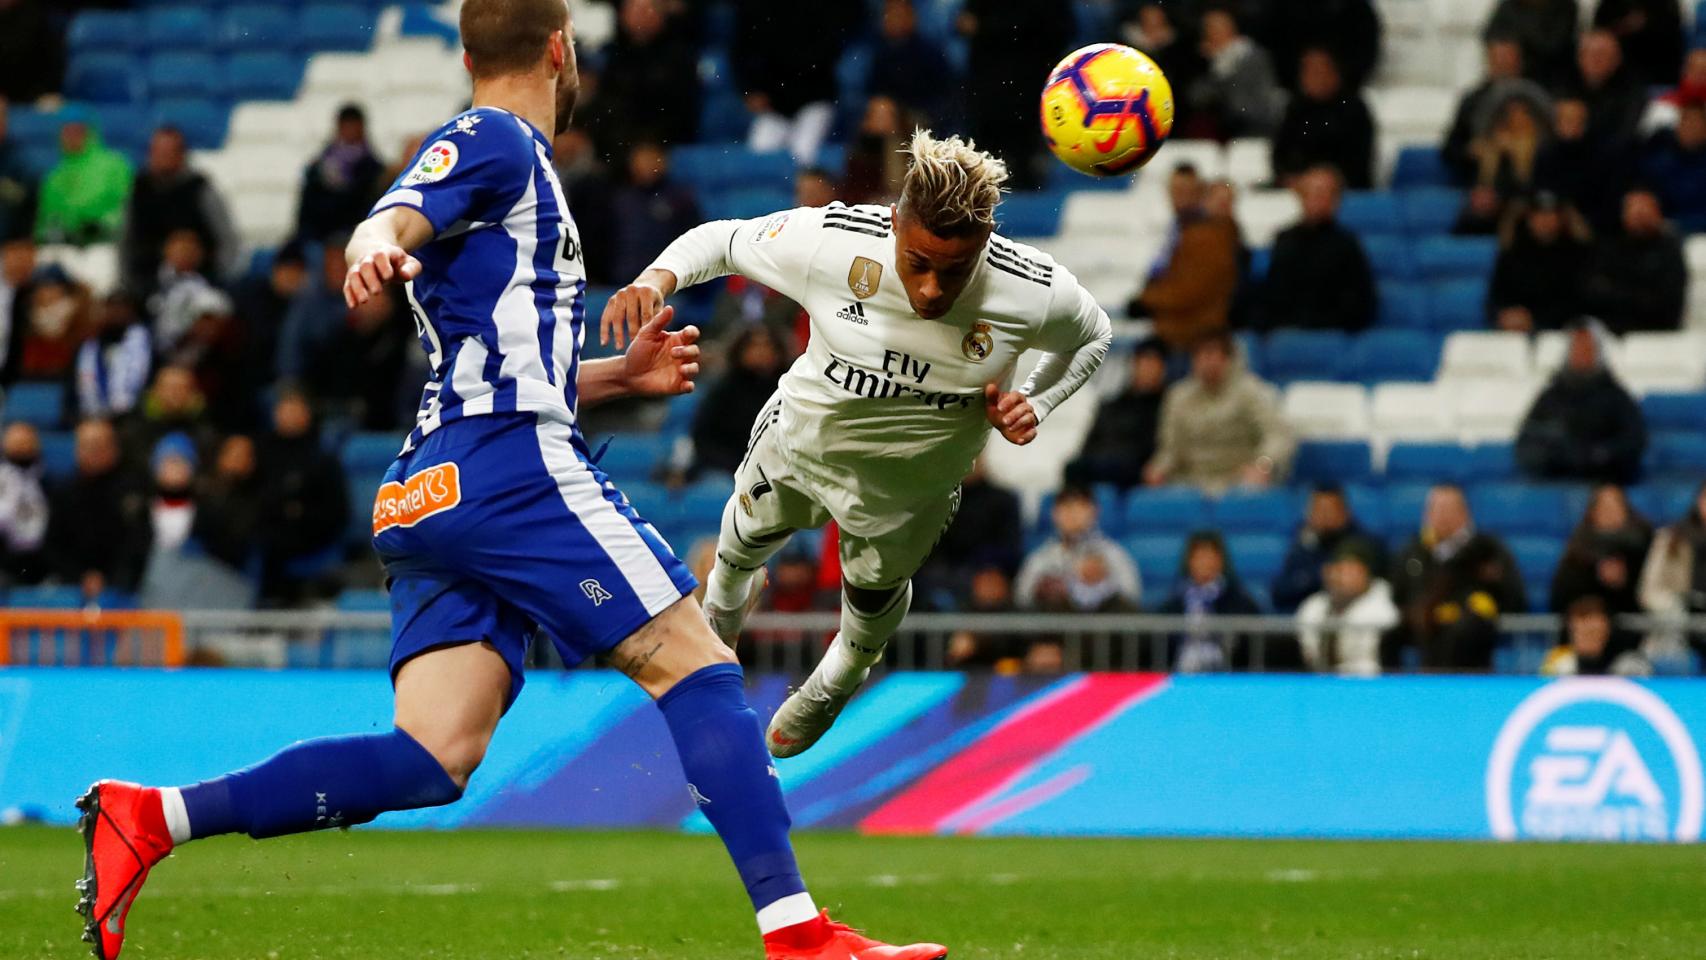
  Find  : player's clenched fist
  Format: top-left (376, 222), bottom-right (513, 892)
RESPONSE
top-left (602, 281), bottom-right (667, 351)
top-left (984, 383), bottom-right (1039, 446)
top-left (343, 245), bottom-right (421, 307)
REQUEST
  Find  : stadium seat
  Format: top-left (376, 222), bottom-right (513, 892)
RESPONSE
top-left (1360, 234), bottom-right (1419, 281)
top-left (1337, 193), bottom-right (1402, 236)
top-left (1383, 482), bottom-right (1434, 538)
top-left (1342, 482), bottom-right (1389, 538)
top-left (152, 98), bottom-right (229, 150)
top-left (702, 187), bottom-right (793, 223)
top-left (1532, 328), bottom-right (1624, 376)
top-left (1263, 330), bottom-right (1349, 382)
top-left (1468, 482), bottom-right (1575, 536)
top-left (1508, 535), bottom-right (1566, 584)
top-left (1414, 235), bottom-right (1497, 280)
top-left (1140, 138), bottom-right (1225, 180)
top-left (336, 588), bottom-right (389, 612)
top-left (66, 54), bottom-right (144, 103)
top-left (39, 430), bottom-right (76, 480)
top-left (1226, 533), bottom-right (1289, 583)
top-left (1378, 281), bottom-right (1432, 329)
top-left (1346, 329), bottom-right (1440, 382)
top-left (1645, 431), bottom-right (1706, 478)
top-left (1223, 138), bottom-right (1271, 188)
top-left (1619, 332), bottom-right (1706, 394)
top-left (300, 3), bottom-right (378, 52)
top-left (227, 52), bottom-right (306, 101)
top-left (68, 11), bottom-right (140, 52)
top-left (1371, 382), bottom-right (1454, 441)
top-left (1464, 442), bottom-right (1516, 481)
top-left (3, 382), bottom-right (64, 429)
top-left (1234, 189), bottom-right (1302, 246)
top-left (339, 432), bottom-right (399, 472)
top-left (1391, 146), bottom-right (1451, 188)
top-left (998, 192), bottom-right (1066, 237)
top-left (1124, 487), bottom-right (1209, 535)
top-left (670, 145), bottom-right (794, 191)
top-left (1437, 331), bottom-right (1529, 381)
top-left (1384, 442), bottom-right (1468, 483)
top-left (1247, 246), bottom-right (1271, 281)
top-left (1367, 86), bottom-right (1456, 140)
top-left (219, 5), bottom-right (300, 51)
top-left (594, 433), bottom-right (671, 482)
top-left (143, 5), bottom-right (217, 51)
top-left (1640, 392), bottom-right (1706, 432)
top-left (1292, 441), bottom-right (1374, 485)
top-left (1428, 278), bottom-right (1488, 331)
top-left (1123, 534), bottom-right (1186, 591)
top-left (1282, 382), bottom-right (1370, 439)
top-left (1210, 489), bottom-right (1301, 533)
top-left (1398, 187), bottom-right (1462, 235)
top-left (697, 92), bottom-right (748, 144)
top-left (146, 52), bottom-right (224, 100)
top-left (1629, 481), bottom-right (1698, 525)
top-left (8, 585), bottom-right (88, 610)
top-left (345, 470), bottom-right (387, 546)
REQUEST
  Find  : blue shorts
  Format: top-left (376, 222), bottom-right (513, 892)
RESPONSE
top-left (372, 413), bottom-right (696, 707)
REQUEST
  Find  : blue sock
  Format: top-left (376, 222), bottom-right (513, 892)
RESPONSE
top-left (176, 728), bottom-right (462, 840)
top-left (658, 663), bottom-right (808, 913)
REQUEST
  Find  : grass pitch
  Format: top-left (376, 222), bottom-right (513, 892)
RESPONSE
top-left (3, 826), bottom-right (1704, 959)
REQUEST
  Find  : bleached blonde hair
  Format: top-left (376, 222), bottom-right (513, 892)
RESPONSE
top-left (898, 128), bottom-right (1009, 237)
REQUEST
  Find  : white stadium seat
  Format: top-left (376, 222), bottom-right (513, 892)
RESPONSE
top-left (1532, 329), bottom-right (1627, 375)
top-left (1686, 235), bottom-right (1706, 274)
top-left (1688, 280), bottom-right (1706, 331)
top-left (1371, 382), bottom-right (1455, 441)
top-left (1367, 86), bottom-right (1457, 142)
top-left (1431, 0), bottom-right (1499, 33)
top-left (1136, 139), bottom-right (1225, 182)
top-left (1224, 138), bottom-right (1272, 189)
top-left (227, 102), bottom-right (319, 148)
top-left (1450, 378), bottom-right (1539, 442)
top-left (36, 244), bottom-right (120, 297)
top-left (1234, 189), bottom-right (1302, 247)
top-left (233, 190), bottom-right (298, 249)
top-left (1283, 382), bottom-right (1371, 439)
top-left (1437, 331), bottom-right (1530, 382)
top-left (1619, 332), bottom-right (1706, 394)
top-left (1060, 191), bottom-right (1159, 238)
top-left (302, 53), bottom-right (373, 101)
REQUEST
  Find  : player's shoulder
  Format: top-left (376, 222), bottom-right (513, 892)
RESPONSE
top-left (818, 202), bottom-right (894, 238)
top-left (983, 232), bottom-right (1064, 292)
top-left (401, 109), bottom-right (536, 185)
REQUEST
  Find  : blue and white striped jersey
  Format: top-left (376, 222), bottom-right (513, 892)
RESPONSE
top-left (370, 107), bottom-right (586, 452)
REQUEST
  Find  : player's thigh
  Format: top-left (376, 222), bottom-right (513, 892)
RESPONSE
top-left (606, 594), bottom-right (739, 699)
top-left (726, 399), bottom-right (827, 547)
top-left (393, 640), bottom-right (512, 786)
top-left (839, 486), bottom-right (963, 591)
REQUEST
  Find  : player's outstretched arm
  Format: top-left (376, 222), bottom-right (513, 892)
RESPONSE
top-left (1006, 277), bottom-right (1114, 442)
top-left (343, 207), bottom-right (433, 307)
top-left (579, 306), bottom-right (701, 408)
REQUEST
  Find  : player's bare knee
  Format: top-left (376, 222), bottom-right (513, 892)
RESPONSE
top-left (398, 722), bottom-right (489, 790)
top-left (612, 597), bottom-right (738, 698)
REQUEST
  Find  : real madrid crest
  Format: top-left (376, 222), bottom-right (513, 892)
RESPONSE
top-left (962, 321), bottom-right (994, 362)
top-left (739, 492), bottom-right (754, 517)
top-left (847, 257), bottom-right (882, 300)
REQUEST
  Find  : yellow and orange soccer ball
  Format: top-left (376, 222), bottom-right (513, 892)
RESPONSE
top-left (1040, 43), bottom-right (1175, 177)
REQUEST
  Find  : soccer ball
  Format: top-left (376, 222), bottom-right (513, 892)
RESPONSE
top-left (1040, 43), bottom-right (1174, 177)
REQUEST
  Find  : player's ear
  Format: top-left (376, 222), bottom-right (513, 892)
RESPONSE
top-left (462, 50), bottom-right (474, 77)
top-left (549, 30), bottom-right (567, 74)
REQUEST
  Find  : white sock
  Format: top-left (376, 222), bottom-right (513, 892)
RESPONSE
top-left (757, 891), bottom-right (820, 934)
top-left (819, 583), bottom-right (912, 691)
top-left (159, 786), bottom-right (192, 845)
top-left (704, 560), bottom-right (759, 613)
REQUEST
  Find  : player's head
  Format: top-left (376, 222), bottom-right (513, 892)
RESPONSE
top-left (460, 0), bottom-right (579, 134)
top-left (892, 128), bottom-right (1007, 319)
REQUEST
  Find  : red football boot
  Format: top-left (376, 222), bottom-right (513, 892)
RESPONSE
top-left (763, 910), bottom-right (947, 960)
top-left (74, 781), bottom-right (174, 960)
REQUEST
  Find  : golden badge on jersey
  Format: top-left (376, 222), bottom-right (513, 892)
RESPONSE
top-left (847, 257), bottom-right (882, 299)
top-left (962, 321), bottom-right (994, 362)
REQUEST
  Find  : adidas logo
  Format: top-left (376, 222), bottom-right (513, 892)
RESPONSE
top-left (834, 302), bottom-right (868, 325)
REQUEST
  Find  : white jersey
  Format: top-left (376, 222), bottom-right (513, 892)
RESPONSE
top-left (650, 202), bottom-right (1112, 537)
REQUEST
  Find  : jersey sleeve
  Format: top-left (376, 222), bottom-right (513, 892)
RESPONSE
top-left (647, 206), bottom-right (826, 301)
top-left (1020, 264), bottom-right (1114, 423)
top-left (369, 118), bottom-right (533, 237)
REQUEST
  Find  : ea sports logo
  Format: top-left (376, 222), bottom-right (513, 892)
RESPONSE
top-left (1486, 678), bottom-right (1703, 842)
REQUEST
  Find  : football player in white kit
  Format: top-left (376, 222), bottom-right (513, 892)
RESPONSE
top-left (602, 130), bottom-right (1112, 757)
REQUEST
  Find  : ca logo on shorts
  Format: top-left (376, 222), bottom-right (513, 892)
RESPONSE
top-left (580, 579), bottom-right (613, 606)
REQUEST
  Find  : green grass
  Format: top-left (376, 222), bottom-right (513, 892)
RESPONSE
top-left (3, 827), bottom-right (1705, 959)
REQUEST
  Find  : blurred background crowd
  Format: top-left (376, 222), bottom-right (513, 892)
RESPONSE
top-left (0, 0), bottom-right (1704, 676)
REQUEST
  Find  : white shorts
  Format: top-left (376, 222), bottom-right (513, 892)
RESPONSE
top-left (725, 399), bottom-right (960, 590)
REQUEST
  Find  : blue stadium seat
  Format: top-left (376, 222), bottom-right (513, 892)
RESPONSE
top-left (300, 3), bottom-right (378, 52)
top-left (1338, 192), bottom-right (1401, 236)
top-left (68, 11), bottom-right (140, 52)
top-left (1292, 441), bottom-right (1374, 485)
top-left (1346, 329), bottom-right (1439, 382)
top-left (1385, 442), bottom-right (1468, 483)
top-left (670, 145), bottom-right (794, 191)
top-left (1377, 281), bottom-right (1432, 329)
top-left (339, 431), bottom-right (399, 472)
top-left (146, 52), bottom-right (224, 100)
top-left (219, 5), bottom-right (300, 51)
top-left (227, 52), bottom-right (305, 100)
top-left (1508, 535), bottom-right (1565, 584)
top-left (1263, 330), bottom-right (1349, 382)
top-left (3, 382), bottom-right (64, 429)
top-left (1465, 442), bottom-right (1516, 481)
top-left (152, 99), bottom-right (229, 150)
top-left (1399, 188), bottom-right (1463, 235)
top-left (1210, 488), bottom-right (1301, 534)
top-left (662, 390), bottom-right (701, 433)
top-left (696, 92), bottom-right (748, 144)
top-left (1639, 392), bottom-right (1706, 432)
top-left (702, 187), bottom-right (793, 222)
top-left (345, 470), bottom-right (386, 546)
top-left (1247, 247), bottom-right (1270, 281)
top-left (594, 433), bottom-right (671, 482)
top-left (1046, 159), bottom-right (1127, 192)
top-left (1414, 235), bottom-right (1498, 281)
top-left (1391, 146), bottom-right (1452, 189)
top-left (1645, 431), bottom-right (1706, 478)
top-left (66, 54), bottom-right (144, 103)
top-left (8, 585), bottom-right (87, 609)
top-left (1360, 234), bottom-right (1418, 281)
top-left (1468, 482), bottom-right (1575, 536)
top-left (1123, 486), bottom-right (1209, 535)
top-left (1429, 278), bottom-right (1487, 331)
top-left (1384, 482), bottom-right (1435, 538)
top-left (1234, 331), bottom-right (1264, 377)
top-left (1343, 483), bottom-right (1389, 538)
top-left (143, 5), bottom-right (217, 50)
top-left (40, 430), bottom-right (76, 480)
top-left (1629, 481), bottom-right (1698, 525)
top-left (813, 142), bottom-right (848, 176)
top-left (335, 588), bottom-right (388, 611)
top-left (1226, 533), bottom-right (1288, 583)
top-left (1123, 534), bottom-right (1185, 591)
top-left (998, 192), bottom-right (1066, 236)
top-left (7, 108), bottom-right (63, 144)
